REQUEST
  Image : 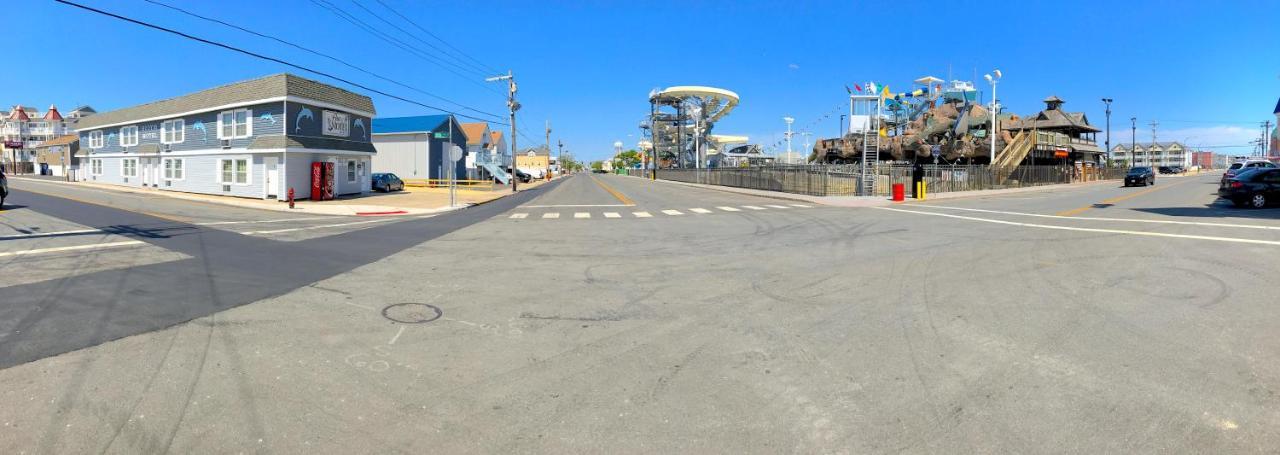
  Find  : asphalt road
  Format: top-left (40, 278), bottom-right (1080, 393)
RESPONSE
top-left (2, 172), bottom-right (1279, 453)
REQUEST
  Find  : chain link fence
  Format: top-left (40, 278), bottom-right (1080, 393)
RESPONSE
top-left (628, 164), bottom-right (1129, 197)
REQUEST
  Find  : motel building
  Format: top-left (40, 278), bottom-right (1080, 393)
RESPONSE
top-left (75, 73), bottom-right (377, 200)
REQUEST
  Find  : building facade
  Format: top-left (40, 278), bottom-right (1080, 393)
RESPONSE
top-left (1191, 150), bottom-right (1214, 169)
top-left (75, 74), bottom-right (376, 199)
top-left (370, 115), bottom-right (469, 182)
top-left (1109, 141), bottom-right (1194, 168)
top-left (1003, 96), bottom-right (1104, 165)
top-left (2, 104), bottom-right (83, 174)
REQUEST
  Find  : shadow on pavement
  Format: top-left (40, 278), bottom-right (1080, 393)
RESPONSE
top-left (1131, 204), bottom-right (1280, 220)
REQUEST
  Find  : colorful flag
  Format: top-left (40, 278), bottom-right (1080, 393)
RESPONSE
top-left (854, 83), bottom-right (863, 92)
top-left (881, 85), bottom-right (891, 99)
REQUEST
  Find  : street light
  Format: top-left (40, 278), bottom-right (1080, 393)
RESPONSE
top-left (983, 69), bottom-right (1002, 163)
top-left (839, 114), bottom-right (846, 139)
top-left (1101, 98), bottom-right (1112, 166)
top-left (486, 72), bottom-right (519, 191)
top-left (1130, 117), bottom-right (1137, 168)
top-left (783, 116), bottom-right (795, 164)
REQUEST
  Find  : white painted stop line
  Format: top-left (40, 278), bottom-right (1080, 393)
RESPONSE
top-left (574, 212), bottom-right (591, 219)
top-left (0, 240), bottom-right (145, 258)
top-left (742, 205), bottom-right (766, 210)
top-left (633, 212), bottom-right (653, 218)
top-left (689, 208), bottom-right (712, 214)
top-left (604, 212), bottom-right (621, 218)
top-left (509, 213), bottom-right (528, 219)
top-left (716, 206), bottom-right (741, 212)
top-left (542, 213), bottom-right (560, 219)
top-left (789, 204), bottom-right (812, 208)
top-left (662, 210), bottom-right (684, 216)
top-left (765, 205), bottom-right (789, 209)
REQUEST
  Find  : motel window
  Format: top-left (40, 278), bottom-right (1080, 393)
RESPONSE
top-left (88, 130), bottom-right (104, 149)
top-left (119, 126), bottom-right (139, 147)
top-left (163, 158), bottom-right (184, 180)
top-left (347, 160), bottom-right (356, 182)
top-left (121, 158), bottom-right (138, 177)
top-left (218, 108), bottom-right (251, 139)
top-left (219, 158), bottom-right (249, 185)
top-left (91, 159), bottom-right (102, 175)
top-left (161, 119), bottom-right (185, 144)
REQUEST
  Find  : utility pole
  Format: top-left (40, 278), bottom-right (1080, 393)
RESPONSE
top-left (1149, 120), bottom-right (1159, 167)
top-left (984, 69), bottom-right (1002, 163)
top-left (1130, 117), bottom-right (1137, 167)
top-left (783, 116), bottom-right (795, 164)
top-left (1101, 98), bottom-right (1112, 166)
top-left (839, 114), bottom-right (846, 139)
top-left (1262, 120), bottom-right (1272, 157)
top-left (486, 71), bottom-right (519, 191)
top-left (801, 131), bottom-right (813, 163)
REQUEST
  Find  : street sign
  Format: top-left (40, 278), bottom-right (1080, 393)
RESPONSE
top-left (433, 132), bottom-right (450, 139)
top-left (449, 145), bottom-right (463, 162)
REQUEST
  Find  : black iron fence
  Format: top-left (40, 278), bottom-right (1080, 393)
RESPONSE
top-left (628, 164), bottom-right (1129, 197)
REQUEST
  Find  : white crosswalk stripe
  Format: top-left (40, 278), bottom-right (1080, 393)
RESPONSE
top-left (604, 212), bottom-right (621, 218)
top-left (789, 204), bottom-right (812, 208)
top-left (507, 204), bottom-right (813, 221)
top-left (765, 205), bottom-right (789, 209)
top-left (510, 213), bottom-right (528, 219)
top-left (716, 206), bottom-right (741, 212)
top-left (633, 212), bottom-right (653, 218)
top-left (662, 209), bottom-right (684, 216)
top-left (742, 205), bottom-right (766, 210)
top-left (574, 212), bottom-right (591, 219)
top-left (542, 213), bottom-right (560, 219)
top-left (689, 208), bottom-right (712, 214)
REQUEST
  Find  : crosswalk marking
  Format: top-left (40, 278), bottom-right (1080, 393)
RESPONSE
top-left (604, 212), bottom-right (621, 218)
top-left (542, 213), bottom-right (560, 219)
top-left (633, 212), bottom-right (653, 218)
top-left (508, 204), bottom-right (816, 221)
top-left (765, 205), bottom-right (789, 209)
top-left (789, 204), bottom-right (812, 208)
top-left (716, 206), bottom-right (741, 212)
top-left (662, 209), bottom-right (684, 216)
top-left (574, 212), bottom-right (591, 219)
top-left (689, 208), bottom-right (712, 214)
top-left (509, 213), bottom-right (528, 219)
top-left (742, 205), bottom-right (766, 210)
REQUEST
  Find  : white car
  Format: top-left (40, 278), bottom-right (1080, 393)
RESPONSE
top-left (520, 167), bottom-right (546, 179)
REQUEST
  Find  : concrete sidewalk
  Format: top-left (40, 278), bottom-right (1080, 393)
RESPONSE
top-left (9, 176), bottom-right (551, 216)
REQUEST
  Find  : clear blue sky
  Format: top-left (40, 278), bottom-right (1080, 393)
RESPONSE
top-left (8, 0), bottom-right (1279, 160)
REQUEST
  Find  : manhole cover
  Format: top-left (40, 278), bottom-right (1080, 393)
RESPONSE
top-left (381, 303), bottom-right (442, 323)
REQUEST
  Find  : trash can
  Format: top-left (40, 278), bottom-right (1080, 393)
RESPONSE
top-left (892, 183), bottom-right (905, 202)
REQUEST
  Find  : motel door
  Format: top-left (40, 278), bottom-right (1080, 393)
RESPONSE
top-left (142, 157), bottom-right (160, 187)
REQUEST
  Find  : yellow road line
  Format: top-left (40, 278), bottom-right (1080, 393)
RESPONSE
top-left (1055, 178), bottom-right (1193, 217)
top-left (13, 186), bottom-right (194, 224)
top-left (589, 175), bottom-right (635, 206)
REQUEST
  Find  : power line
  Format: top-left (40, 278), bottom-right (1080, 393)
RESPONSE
top-left (140, 0), bottom-right (503, 121)
top-left (369, 0), bottom-right (501, 75)
top-left (307, 0), bottom-right (504, 96)
top-left (54, 0), bottom-right (507, 124)
top-left (346, 0), bottom-right (494, 77)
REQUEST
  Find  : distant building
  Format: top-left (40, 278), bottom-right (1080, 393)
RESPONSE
top-left (1191, 150), bottom-right (1214, 169)
top-left (371, 114), bottom-right (469, 182)
top-left (1003, 96), bottom-right (1104, 165)
top-left (1110, 141), bottom-right (1193, 168)
top-left (515, 145), bottom-right (550, 174)
top-left (75, 73), bottom-right (376, 199)
top-left (32, 134), bottom-right (80, 179)
top-left (1212, 153), bottom-right (1235, 169)
top-left (2, 104), bottom-right (88, 174)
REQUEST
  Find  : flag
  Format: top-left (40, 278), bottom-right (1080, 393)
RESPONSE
top-left (878, 126), bottom-right (888, 137)
top-left (845, 85), bottom-right (853, 95)
top-left (881, 85), bottom-right (891, 99)
top-left (867, 82), bottom-right (877, 93)
top-left (854, 83), bottom-right (863, 92)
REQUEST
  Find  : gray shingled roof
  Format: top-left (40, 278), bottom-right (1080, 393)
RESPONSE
top-left (75, 74), bottom-right (375, 130)
top-left (249, 135), bottom-right (375, 153)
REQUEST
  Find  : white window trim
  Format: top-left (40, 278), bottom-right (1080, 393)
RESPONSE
top-left (163, 157), bottom-right (186, 181)
top-left (119, 126), bottom-right (139, 147)
top-left (346, 159), bottom-right (357, 183)
top-left (161, 119), bottom-right (185, 144)
top-left (88, 130), bottom-right (104, 149)
top-left (90, 158), bottom-right (103, 175)
top-left (217, 108), bottom-right (253, 140)
top-left (120, 158), bottom-right (138, 177)
top-left (217, 157), bottom-right (252, 186)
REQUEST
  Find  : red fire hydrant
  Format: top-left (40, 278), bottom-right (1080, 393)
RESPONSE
top-left (287, 187), bottom-right (295, 209)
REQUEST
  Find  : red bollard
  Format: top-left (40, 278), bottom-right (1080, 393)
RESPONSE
top-left (287, 187), bottom-right (295, 209)
top-left (891, 183), bottom-right (905, 202)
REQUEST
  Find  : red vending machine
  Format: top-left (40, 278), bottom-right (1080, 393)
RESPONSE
top-left (310, 162), bottom-right (335, 200)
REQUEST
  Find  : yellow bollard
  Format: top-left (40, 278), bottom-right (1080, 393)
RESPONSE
top-left (921, 181), bottom-right (927, 200)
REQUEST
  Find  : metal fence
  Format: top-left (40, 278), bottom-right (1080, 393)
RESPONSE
top-left (629, 164), bottom-right (1129, 197)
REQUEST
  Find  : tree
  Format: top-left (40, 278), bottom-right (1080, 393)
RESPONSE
top-left (613, 149), bottom-right (642, 169)
top-left (589, 161), bottom-right (604, 171)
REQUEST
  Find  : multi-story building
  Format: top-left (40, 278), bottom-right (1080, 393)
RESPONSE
top-left (75, 73), bottom-right (376, 199)
top-left (1110, 141), bottom-right (1194, 168)
top-left (2, 104), bottom-right (85, 173)
top-left (1191, 150), bottom-right (1214, 169)
top-left (1003, 96), bottom-right (1104, 165)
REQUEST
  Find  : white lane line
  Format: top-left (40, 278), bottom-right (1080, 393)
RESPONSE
top-left (916, 204), bottom-right (1280, 231)
top-left (574, 212), bottom-right (591, 219)
top-left (633, 212), bottom-right (653, 218)
top-left (689, 208), bottom-right (712, 214)
top-left (241, 218), bottom-right (392, 235)
top-left (542, 213), bottom-right (560, 219)
top-left (509, 213), bottom-right (528, 219)
top-left (742, 205), bottom-right (767, 210)
top-left (716, 206), bottom-right (741, 212)
top-left (388, 326), bottom-right (406, 345)
top-left (789, 204), bottom-right (812, 208)
top-left (0, 240), bottom-right (145, 258)
top-left (603, 212), bottom-right (621, 218)
top-left (195, 216), bottom-right (340, 226)
top-left (524, 204), bottom-right (632, 208)
top-left (765, 205), bottom-right (790, 209)
top-left (875, 206), bottom-right (1280, 247)
top-left (662, 209), bottom-right (684, 216)
top-left (0, 228), bottom-right (104, 241)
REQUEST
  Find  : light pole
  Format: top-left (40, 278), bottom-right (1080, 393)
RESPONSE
top-left (486, 71), bottom-right (519, 192)
top-left (1130, 117), bottom-right (1137, 168)
top-left (1101, 98), bottom-right (1112, 166)
top-left (783, 116), bottom-right (795, 164)
top-left (839, 114), bottom-right (846, 139)
top-left (983, 69), bottom-right (1002, 163)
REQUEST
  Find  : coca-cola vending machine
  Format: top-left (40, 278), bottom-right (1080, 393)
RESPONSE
top-left (310, 162), bottom-right (335, 200)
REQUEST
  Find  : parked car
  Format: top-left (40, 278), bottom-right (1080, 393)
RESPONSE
top-left (371, 173), bottom-right (404, 192)
top-left (1219, 168), bottom-right (1280, 208)
top-left (1158, 166), bottom-right (1175, 174)
top-left (1222, 160), bottom-right (1276, 184)
top-left (521, 167), bottom-right (546, 179)
top-left (1170, 166), bottom-right (1185, 173)
top-left (507, 168), bottom-right (532, 183)
top-left (0, 171), bottom-right (7, 208)
top-left (1124, 166), bottom-right (1155, 187)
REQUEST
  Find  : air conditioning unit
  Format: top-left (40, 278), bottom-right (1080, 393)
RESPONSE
top-left (161, 143), bottom-right (171, 152)
top-left (223, 184), bottom-right (231, 192)
top-left (221, 139), bottom-right (231, 149)
top-left (165, 180), bottom-right (171, 187)
top-left (121, 146), bottom-right (128, 153)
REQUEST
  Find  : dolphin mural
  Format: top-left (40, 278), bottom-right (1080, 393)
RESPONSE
top-left (295, 107), bottom-right (314, 132)
top-left (354, 118), bottom-right (367, 139)
top-left (193, 120), bottom-right (207, 140)
top-left (106, 132), bottom-right (116, 145)
top-left (261, 112), bottom-right (276, 125)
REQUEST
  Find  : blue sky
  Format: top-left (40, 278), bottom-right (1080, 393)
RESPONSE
top-left (8, 0), bottom-right (1279, 161)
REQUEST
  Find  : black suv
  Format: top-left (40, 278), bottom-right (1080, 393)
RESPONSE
top-left (1124, 167), bottom-right (1155, 187)
top-left (1219, 168), bottom-right (1280, 208)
